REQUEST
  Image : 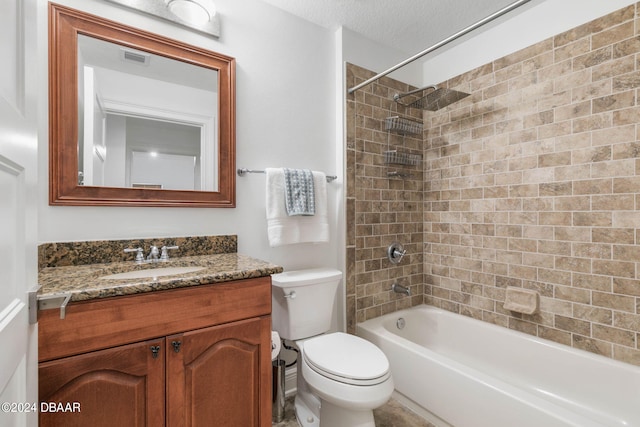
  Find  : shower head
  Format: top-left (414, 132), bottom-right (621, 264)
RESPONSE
top-left (394, 86), bottom-right (470, 111)
top-left (410, 87), bottom-right (470, 111)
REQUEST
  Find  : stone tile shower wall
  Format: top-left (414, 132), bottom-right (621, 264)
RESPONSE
top-left (424, 4), bottom-right (640, 366)
top-left (345, 65), bottom-right (425, 334)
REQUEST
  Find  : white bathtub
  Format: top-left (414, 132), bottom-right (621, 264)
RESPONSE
top-left (357, 305), bottom-right (640, 427)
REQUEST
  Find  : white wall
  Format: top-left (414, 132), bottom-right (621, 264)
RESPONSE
top-left (37, 0), bottom-right (340, 275)
top-left (420, 0), bottom-right (638, 85)
top-left (339, 27), bottom-right (423, 89)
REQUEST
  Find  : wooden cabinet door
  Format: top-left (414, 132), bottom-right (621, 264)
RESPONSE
top-left (39, 339), bottom-right (165, 427)
top-left (167, 316), bottom-right (271, 427)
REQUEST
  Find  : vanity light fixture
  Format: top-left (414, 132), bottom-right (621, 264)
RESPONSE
top-left (103, 0), bottom-right (220, 38)
top-left (166, 0), bottom-right (215, 26)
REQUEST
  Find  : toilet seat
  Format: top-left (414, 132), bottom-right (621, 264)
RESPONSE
top-left (302, 332), bottom-right (390, 386)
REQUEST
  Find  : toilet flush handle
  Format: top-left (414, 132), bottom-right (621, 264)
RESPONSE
top-left (283, 291), bottom-right (296, 299)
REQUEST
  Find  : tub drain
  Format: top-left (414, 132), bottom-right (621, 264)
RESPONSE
top-left (396, 317), bottom-right (406, 329)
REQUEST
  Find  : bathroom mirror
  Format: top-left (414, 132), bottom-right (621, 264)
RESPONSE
top-left (49, 3), bottom-right (236, 207)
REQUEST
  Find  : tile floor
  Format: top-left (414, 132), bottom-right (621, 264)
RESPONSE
top-left (273, 396), bottom-right (436, 427)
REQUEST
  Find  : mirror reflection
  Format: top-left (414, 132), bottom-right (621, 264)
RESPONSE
top-left (77, 35), bottom-right (218, 191)
top-left (49, 3), bottom-right (236, 207)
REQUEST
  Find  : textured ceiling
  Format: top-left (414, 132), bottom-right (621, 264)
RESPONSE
top-left (259, 0), bottom-right (525, 54)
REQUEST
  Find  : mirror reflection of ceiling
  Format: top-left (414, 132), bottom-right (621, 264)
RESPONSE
top-left (77, 34), bottom-right (218, 92)
top-left (125, 116), bottom-right (201, 156)
top-left (260, 0), bottom-right (520, 54)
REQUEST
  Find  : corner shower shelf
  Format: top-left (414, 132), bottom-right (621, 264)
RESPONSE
top-left (384, 150), bottom-right (422, 166)
top-left (384, 116), bottom-right (423, 135)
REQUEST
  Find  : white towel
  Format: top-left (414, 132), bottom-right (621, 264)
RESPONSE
top-left (266, 168), bottom-right (329, 247)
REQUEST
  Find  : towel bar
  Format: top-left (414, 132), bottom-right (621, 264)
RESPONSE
top-left (237, 168), bottom-right (338, 182)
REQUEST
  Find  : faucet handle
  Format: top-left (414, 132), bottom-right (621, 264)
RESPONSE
top-left (124, 247), bottom-right (144, 263)
top-left (387, 242), bottom-right (406, 264)
top-left (160, 245), bottom-right (179, 260)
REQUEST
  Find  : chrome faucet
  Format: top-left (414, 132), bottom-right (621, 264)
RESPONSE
top-left (147, 245), bottom-right (160, 262)
top-left (392, 282), bottom-right (411, 296)
top-left (125, 244), bottom-right (179, 263)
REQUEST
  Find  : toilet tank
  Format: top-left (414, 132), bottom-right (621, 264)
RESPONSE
top-left (271, 268), bottom-right (342, 341)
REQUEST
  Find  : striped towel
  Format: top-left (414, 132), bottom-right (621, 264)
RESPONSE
top-left (283, 168), bottom-right (315, 216)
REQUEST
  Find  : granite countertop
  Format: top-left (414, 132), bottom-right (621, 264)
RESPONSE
top-left (38, 253), bottom-right (283, 302)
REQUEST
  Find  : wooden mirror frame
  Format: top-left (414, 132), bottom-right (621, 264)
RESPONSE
top-left (49, 3), bottom-right (236, 207)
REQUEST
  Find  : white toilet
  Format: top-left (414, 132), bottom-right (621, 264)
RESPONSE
top-left (271, 268), bottom-right (394, 427)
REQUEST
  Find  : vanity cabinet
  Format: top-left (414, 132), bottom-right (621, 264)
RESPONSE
top-left (39, 338), bottom-right (165, 427)
top-left (38, 277), bottom-right (272, 427)
top-left (167, 317), bottom-right (267, 426)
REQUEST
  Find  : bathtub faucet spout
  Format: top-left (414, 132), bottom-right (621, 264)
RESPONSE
top-left (392, 283), bottom-right (410, 296)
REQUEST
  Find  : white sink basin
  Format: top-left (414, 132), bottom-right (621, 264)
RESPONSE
top-left (100, 266), bottom-right (205, 280)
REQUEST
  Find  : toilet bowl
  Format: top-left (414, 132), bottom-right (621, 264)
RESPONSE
top-left (292, 333), bottom-right (394, 427)
top-left (271, 268), bottom-right (394, 427)
top-left (298, 333), bottom-right (394, 427)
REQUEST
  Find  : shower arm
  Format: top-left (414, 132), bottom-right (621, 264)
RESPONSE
top-left (347, 0), bottom-right (531, 95)
top-left (393, 85), bottom-right (437, 103)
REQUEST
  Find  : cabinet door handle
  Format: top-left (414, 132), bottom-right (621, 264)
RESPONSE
top-left (171, 340), bottom-right (182, 353)
top-left (150, 345), bottom-right (161, 359)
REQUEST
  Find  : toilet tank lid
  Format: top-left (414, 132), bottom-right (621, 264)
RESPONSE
top-left (271, 268), bottom-right (342, 288)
